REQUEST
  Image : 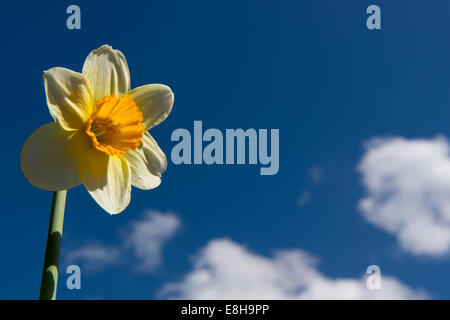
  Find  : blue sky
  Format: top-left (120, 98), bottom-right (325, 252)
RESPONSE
top-left (2, 0), bottom-right (450, 299)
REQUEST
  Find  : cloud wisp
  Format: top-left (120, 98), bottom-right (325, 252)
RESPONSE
top-left (308, 165), bottom-right (323, 185)
top-left (64, 210), bottom-right (181, 273)
top-left (66, 244), bottom-right (122, 272)
top-left (297, 189), bottom-right (311, 207)
top-left (124, 211), bottom-right (181, 272)
top-left (297, 165), bottom-right (323, 207)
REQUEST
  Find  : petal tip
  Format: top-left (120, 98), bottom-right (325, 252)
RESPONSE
top-left (93, 44), bottom-right (112, 52)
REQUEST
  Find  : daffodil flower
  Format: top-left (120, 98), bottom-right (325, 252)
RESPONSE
top-left (21, 45), bottom-right (174, 214)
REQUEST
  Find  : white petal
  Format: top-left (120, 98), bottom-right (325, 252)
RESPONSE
top-left (43, 68), bottom-right (93, 131)
top-left (82, 45), bottom-right (130, 102)
top-left (79, 149), bottom-right (131, 214)
top-left (21, 122), bottom-right (88, 190)
top-left (127, 84), bottom-right (174, 129)
top-left (124, 132), bottom-right (167, 190)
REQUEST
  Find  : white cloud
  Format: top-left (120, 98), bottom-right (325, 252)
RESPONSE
top-left (359, 137), bottom-right (450, 256)
top-left (160, 239), bottom-right (426, 300)
top-left (124, 210), bottom-right (181, 272)
top-left (65, 210), bottom-right (180, 273)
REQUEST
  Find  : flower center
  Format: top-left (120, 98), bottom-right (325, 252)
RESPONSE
top-left (85, 94), bottom-right (146, 155)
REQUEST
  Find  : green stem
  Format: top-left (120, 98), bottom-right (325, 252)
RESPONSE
top-left (38, 190), bottom-right (67, 300)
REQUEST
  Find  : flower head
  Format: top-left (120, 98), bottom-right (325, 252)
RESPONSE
top-left (21, 45), bottom-right (174, 214)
